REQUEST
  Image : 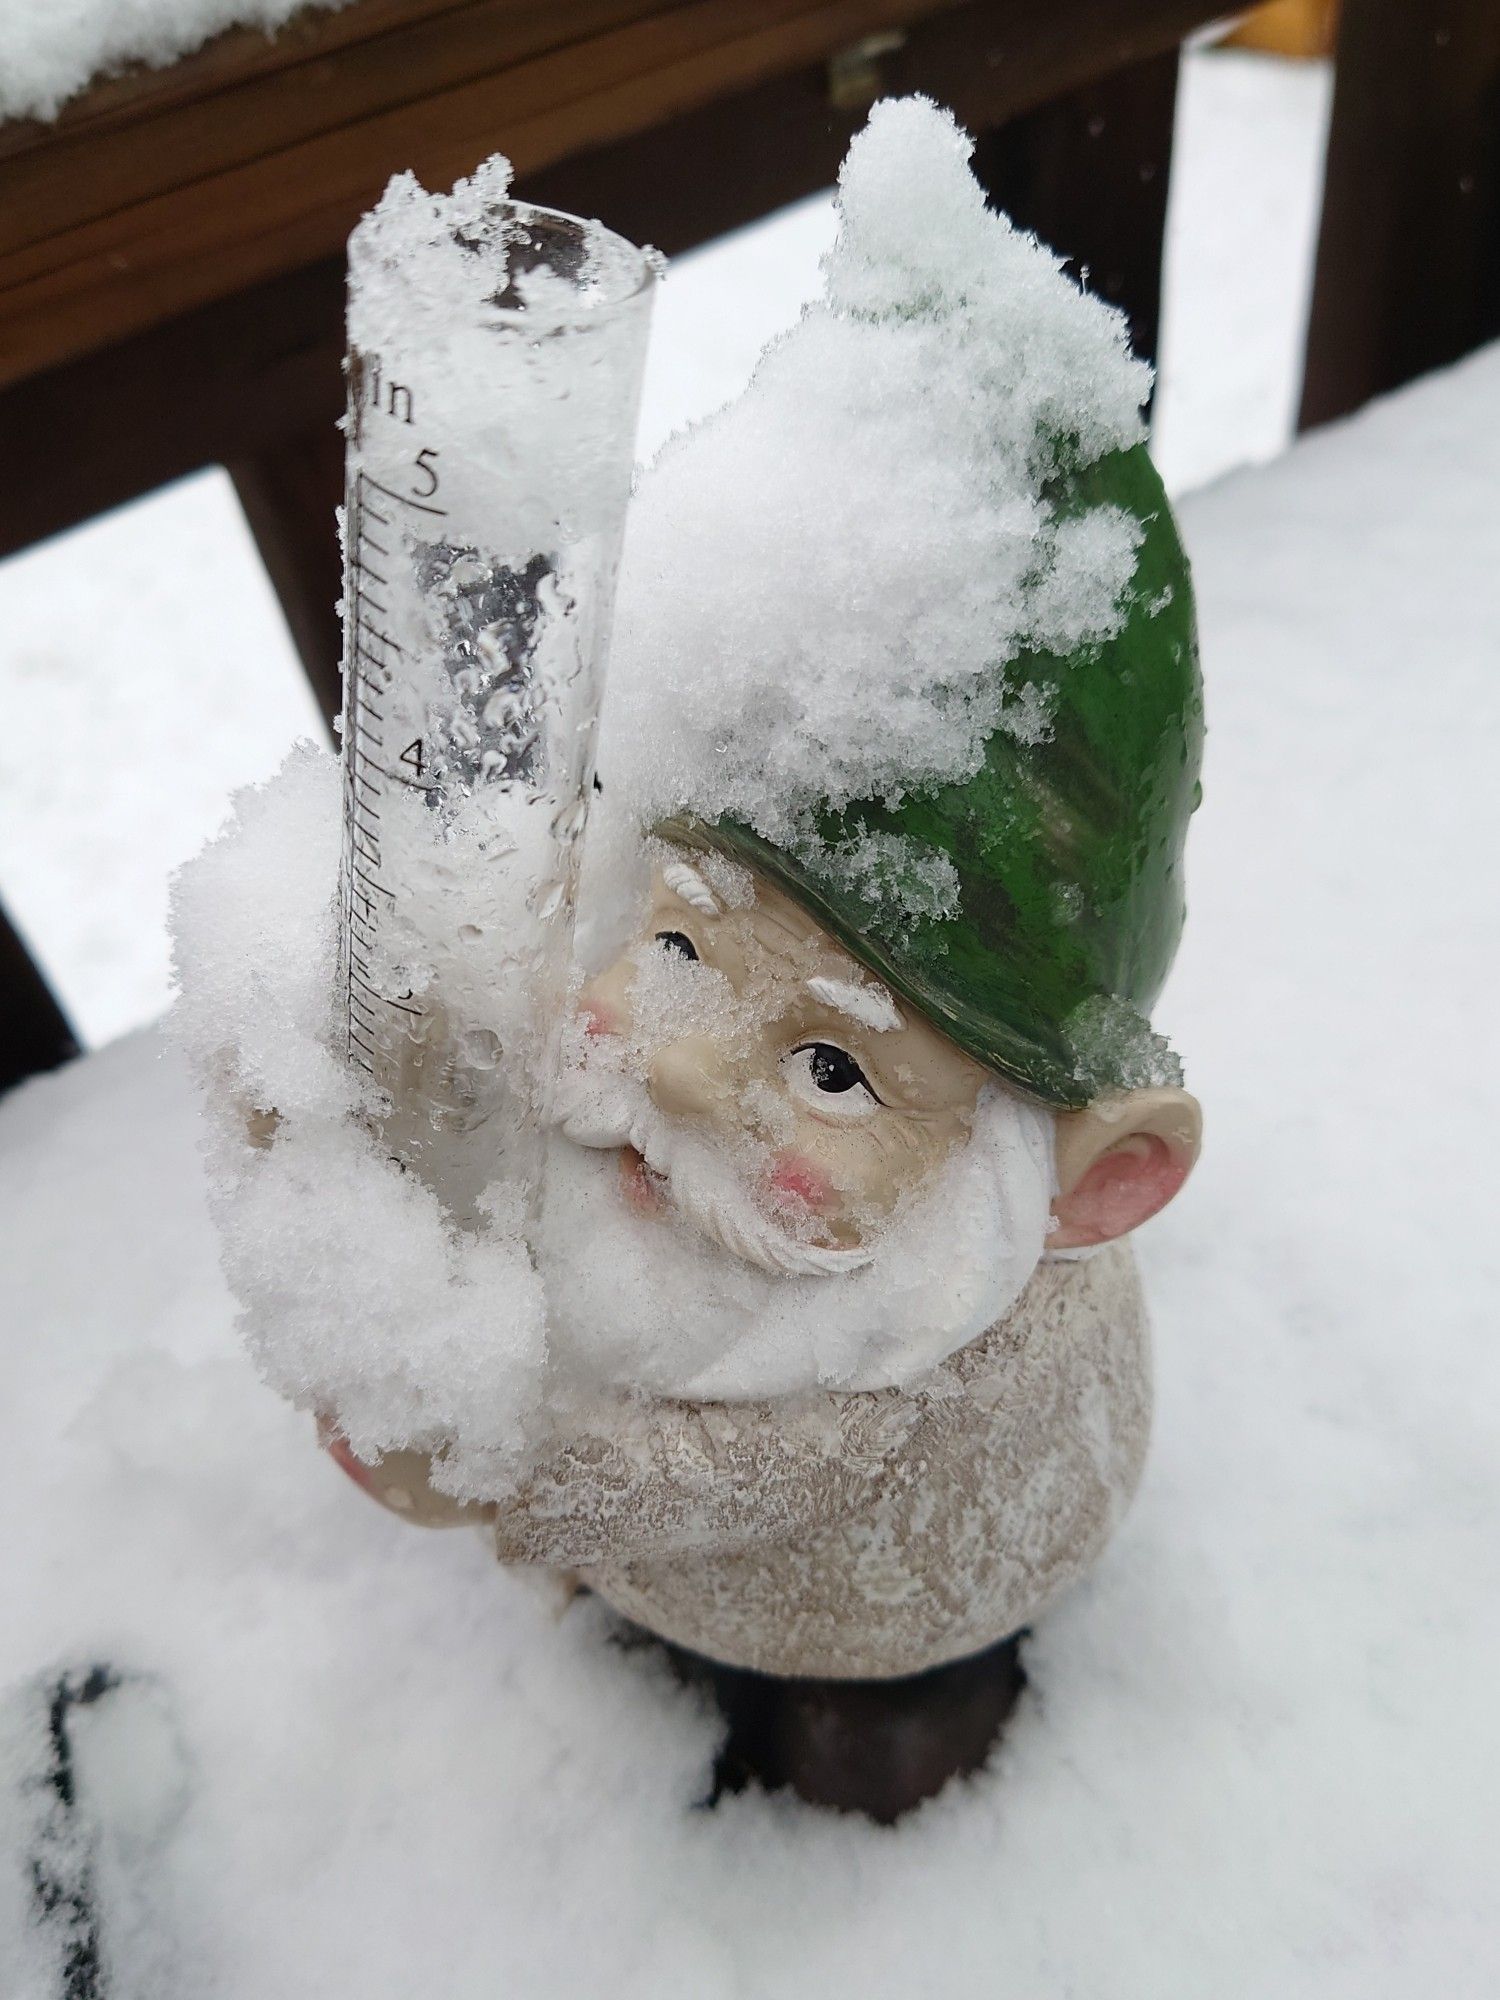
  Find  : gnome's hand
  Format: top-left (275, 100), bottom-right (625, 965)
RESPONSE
top-left (316, 1416), bottom-right (498, 1530)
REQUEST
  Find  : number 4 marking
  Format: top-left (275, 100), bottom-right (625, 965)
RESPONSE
top-left (399, 738), bottom-right (425, 779)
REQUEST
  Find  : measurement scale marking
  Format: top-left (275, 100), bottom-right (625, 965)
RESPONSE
top-left (353, 862), bottom-right (393, 897)
top-left (340, 472), bottom-right (453, 1077)
top-left (354, 856), bottom-right (394, 896)
top-left (362, 474), bottom-right (448, 519)
top-left (349, 976), bottom-right (421, 1022)
top-left (357, 762), bottom-right (400, 786)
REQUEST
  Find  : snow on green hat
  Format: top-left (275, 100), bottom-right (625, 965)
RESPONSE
top-left (607, 98), bottom-right (1203, 1107)
top-left (662, 441), bottom-right (1202, 1108)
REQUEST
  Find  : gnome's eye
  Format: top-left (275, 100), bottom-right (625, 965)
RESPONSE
top-left (784, 1043), bottom-right (880, 1117)
top-left (655, 930), bottom-right (699, 961)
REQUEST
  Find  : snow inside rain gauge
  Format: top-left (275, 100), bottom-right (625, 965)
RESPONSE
top-left (338, 162), bottom-right (656, 1226)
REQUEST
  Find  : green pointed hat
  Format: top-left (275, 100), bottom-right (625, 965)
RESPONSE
top-left (661, 441), bottom-right (1202, 1109)
top-left (616, 100), bottom-right (1203, 1108)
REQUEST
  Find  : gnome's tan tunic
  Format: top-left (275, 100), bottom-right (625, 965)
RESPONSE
top-left (372, 1245), bottom-right (1149, 1679)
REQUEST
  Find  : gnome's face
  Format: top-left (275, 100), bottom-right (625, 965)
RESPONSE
top-left (541, 846), bottom-right (1198, 1402)
top-left (539, 847), bottom-right (1058, 1399)
top-left (570, 854), bottom-right (991, 1258)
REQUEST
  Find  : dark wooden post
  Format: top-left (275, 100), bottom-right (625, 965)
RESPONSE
top-left (0, 902), bottom-right (80, 1095)
top-left (971, 44), bottom-right (1182, 385)
top-left (229, 421), bottom-right (346, 732)
top-left (1300, 0), bottom-right (1500, 429)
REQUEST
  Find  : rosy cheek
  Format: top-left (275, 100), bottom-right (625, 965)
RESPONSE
top-left (580, 1000), bottom-right (619, 1038)
top-left (765, 1152), bottom-right (835, 1214)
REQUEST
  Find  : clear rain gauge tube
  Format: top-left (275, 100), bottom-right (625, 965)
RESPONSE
top-left (338, 162), bottom-right (655, 1227)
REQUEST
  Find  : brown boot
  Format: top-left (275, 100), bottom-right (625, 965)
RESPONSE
top-left (658, 1631), bottom-right (1027, 1825)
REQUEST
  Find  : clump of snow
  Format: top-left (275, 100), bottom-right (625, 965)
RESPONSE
top-left (348, 158), bottom-right (656, 556)
top-left (796, 826), bottom-right (961, 939)
top-left (170, 748), bottom-right (548, 1499)
top-left (598, 97), bottom-right (1150, 925)
top-left (0, 0), bottom-right (349, 123)
top-left (1065, 994), bottom-right (1185, 1096)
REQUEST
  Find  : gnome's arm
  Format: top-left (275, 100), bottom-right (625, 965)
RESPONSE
top-left (319, 1391), bottom-right (922, 1563)
top-left (488, 1387), bottom-right (921, 1567)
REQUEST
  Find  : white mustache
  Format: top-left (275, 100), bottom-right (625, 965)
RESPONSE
top-left (553, 1062), bottom-right (871, 1278)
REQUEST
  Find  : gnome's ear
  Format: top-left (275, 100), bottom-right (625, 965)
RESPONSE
top-left (1049, 1088), bottom-right (1201, 1250)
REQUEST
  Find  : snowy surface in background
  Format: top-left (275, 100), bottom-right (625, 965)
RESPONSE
top-left (3, 345), bottom-right (1497, 1995)
top-left (1152, 49), bottom-right (1331, 490)
top-left (0, 0), bottom-right (348, 122)
top-left (0, 49), bottom-right (1329, 1050)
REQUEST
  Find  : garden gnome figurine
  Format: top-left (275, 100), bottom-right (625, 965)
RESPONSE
top-left (323, 98), bottom-right (1205, 1819)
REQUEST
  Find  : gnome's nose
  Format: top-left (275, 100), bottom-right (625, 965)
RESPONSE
top-left (648, 1037), bottom-right (733, 1122)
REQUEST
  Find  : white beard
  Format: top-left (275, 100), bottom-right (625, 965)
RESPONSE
top-left (537, 1065), bottom-right (1055, 1401)
top-left (552, 1063), bottom-right (875, 1279)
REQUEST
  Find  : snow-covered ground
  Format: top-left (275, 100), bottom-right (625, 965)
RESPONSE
top-left (0, 47), bottom-right (1331, 1051)
top-left (4, 340), bottom-right (1497, 1998)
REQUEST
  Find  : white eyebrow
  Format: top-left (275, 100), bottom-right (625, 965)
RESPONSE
top-left (661, 860), bottom-right (720, 916)
top-left (805, 975), bottom-right (904, 1033)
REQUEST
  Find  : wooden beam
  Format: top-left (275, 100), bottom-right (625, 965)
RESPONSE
top-left (0, 903), bottom-right (80, 1095)
top-left (525, 0), bottom-right (1207, 259)
top-left (0, 0), bottom-right (966, 386)
top-left (0, 258), bottom-right (347, 561)
top-left (0, 0), bottom-right (651, 238)
top-left (0, 0), bottom-right (1226, 391)
top-left (229, 421), bottom-right (347, 730)
top-left (1299, 0), bottom-right (1500, 429)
